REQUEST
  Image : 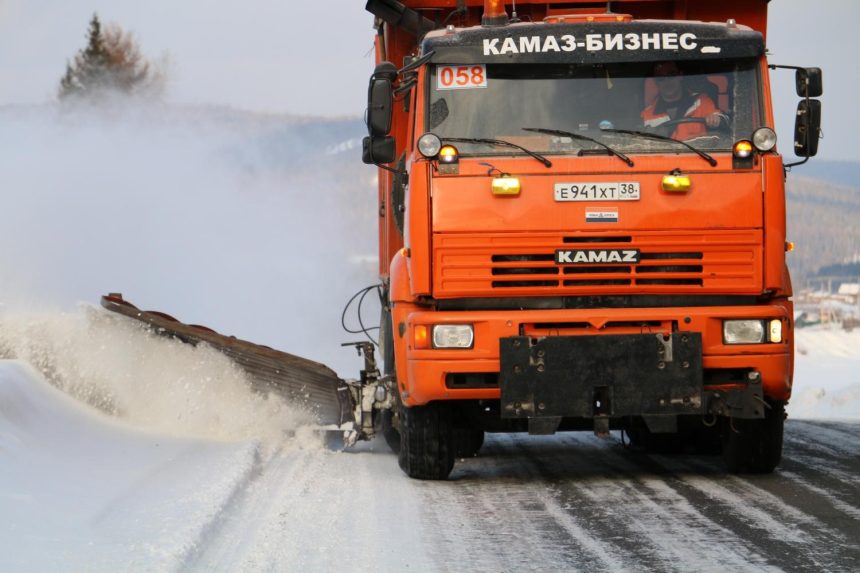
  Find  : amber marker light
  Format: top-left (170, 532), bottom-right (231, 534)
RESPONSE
top-left (414, 325), bottom-right (429, 349)
top-left (662, 174), bottom-right (691, 193)
top-left (786, 241), bottom-right (795, 252)
top-left (733, 140), bottom-right (754, 159)
top-left (492, 176), bottom-right (521, 196)
top-left (482, 0), bottom-right (508, 26)
top-left (439, 145), bottom-right (459, 163)
top-left (438, 144), bottom-right (459, 174)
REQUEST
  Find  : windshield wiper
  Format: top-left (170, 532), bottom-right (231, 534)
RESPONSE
top-left (442, 137), bottom-right (552, 168)
top-left (599, 129), bottom-right (717, 167)
top-left (522, 127), bottom-right (634, 167)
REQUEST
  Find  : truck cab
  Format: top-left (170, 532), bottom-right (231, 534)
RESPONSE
top-left (363, 0), bottom-right (822, 480)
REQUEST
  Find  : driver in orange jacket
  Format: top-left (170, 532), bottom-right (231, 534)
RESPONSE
top-left (642, 62), bottom-right (727, 140)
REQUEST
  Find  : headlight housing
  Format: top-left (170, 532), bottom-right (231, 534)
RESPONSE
top-left (723, 319), bottom-right (765, 344)
top-left (432, 324), bottom-right (474, 348)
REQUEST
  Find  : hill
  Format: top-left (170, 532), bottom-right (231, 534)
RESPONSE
top-left (786, 175), bottom-right (860, 285)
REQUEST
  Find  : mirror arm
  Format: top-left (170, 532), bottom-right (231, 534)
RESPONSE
top-left (393, 78), bottom-right (417, 97)
top-left (398, 50), bottom-right (435, 75)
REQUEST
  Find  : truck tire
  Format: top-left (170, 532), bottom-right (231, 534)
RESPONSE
top-left (453, 428), bottom-right (484, 458)
top-left (380, 408), bottom-right (401, 454)
top-left (398, 401), bottom-right (456, 480)
top-left (378, 307), bottom-right (401, 454)
top-left (722, 401), bottom-right (785, 474)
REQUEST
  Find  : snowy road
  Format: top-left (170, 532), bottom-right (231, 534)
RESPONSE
top-left (2, 323), bottom-right (860, 572)
top-left (181, 423), bottom-right (860, 573)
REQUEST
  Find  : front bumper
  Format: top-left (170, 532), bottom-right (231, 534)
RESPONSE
top-left (396, 303), bottom-right (792, 408)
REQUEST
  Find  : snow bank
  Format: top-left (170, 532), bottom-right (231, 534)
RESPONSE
top-left (790, 327), bottom-right (860, 420)
top-left (0, 360), bottom-right (261, 572)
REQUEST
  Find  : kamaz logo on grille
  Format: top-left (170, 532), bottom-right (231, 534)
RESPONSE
top-left (554, 249), bottom-right (640, 264)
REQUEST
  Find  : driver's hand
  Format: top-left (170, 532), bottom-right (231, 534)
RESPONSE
top-left (704, 112), bottom-right (722, 128)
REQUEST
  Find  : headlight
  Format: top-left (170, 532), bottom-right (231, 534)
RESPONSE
top-left (432, 324), bottom-right (474, 348)
top-left (752, 127), bottom-right (777, 152)
top-left (418, 133), bottom-right (442, 158)
top-left (723, 319), bottom-right (765, 344)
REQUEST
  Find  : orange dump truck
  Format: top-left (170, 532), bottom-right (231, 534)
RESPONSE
top-left (362, 0), bottom-right (822, 479)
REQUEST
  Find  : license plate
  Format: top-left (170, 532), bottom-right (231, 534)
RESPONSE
top-left (555, 182), bottom-right (640, 201)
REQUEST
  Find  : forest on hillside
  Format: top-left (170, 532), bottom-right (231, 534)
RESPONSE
top-left (786, 174), bottom-right (860, 286)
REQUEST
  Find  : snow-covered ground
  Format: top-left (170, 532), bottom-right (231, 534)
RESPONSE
top-left (791, 327), bottom-right (860, 420)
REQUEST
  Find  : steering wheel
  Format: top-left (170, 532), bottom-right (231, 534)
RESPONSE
top-left (658, 115), bottom-right (731, 134)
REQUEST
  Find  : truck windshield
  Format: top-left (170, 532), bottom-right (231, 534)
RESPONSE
top-left (426, 59), bottom-right (763, 157)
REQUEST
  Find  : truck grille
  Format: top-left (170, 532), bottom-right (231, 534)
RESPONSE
top-left (434, 231), bottom-right (761, 297)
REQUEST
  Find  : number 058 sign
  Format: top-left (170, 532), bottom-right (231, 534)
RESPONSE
top-left (437, 65), bottom-right (487, 90)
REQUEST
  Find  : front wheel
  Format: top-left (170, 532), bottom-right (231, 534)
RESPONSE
top-left (398, 401), bottom-right (456, 480)
top-left (379, 408), bottom-right (401, 454)
top-left (722, 401), bottom-right (785, 474)
top-left (453, 428), bottom-right (484, 458)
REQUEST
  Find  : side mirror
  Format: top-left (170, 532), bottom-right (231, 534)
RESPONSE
top-left (362, 136), bottom-right (396, 165)
top-left (795, 67), bottom-right (823, 98)
top-left (367, 62), bottom-right (397, 136)
top-left (794, 99), bottom-right (821, 157)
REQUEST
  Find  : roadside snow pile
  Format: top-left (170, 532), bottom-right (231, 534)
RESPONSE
top-left (0, 305), bottom-right (315, 451)
top-left (790, 327), bottom-right (860, 420)
top-left (0, 360), bottom-right (261, 572)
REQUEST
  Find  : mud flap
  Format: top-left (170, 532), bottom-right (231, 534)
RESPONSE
top-left (499, 333), bottom-right (704, 421)
top-left (100, 294), bottom-right (354, 426)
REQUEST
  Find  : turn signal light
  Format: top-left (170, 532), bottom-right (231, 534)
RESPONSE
top-left (414, 325), bottom-right (429, 349)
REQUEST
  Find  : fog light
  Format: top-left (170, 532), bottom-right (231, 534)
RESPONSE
top-left (723, 319), bottom-right (765, 344)
top-left (768, 319), bottom-right (783, 343)
top-left (432, 324), bottom-right (474, 348)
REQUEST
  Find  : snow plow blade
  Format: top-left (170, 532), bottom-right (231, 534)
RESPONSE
top-left (100, 293), bottom-right (355, 427)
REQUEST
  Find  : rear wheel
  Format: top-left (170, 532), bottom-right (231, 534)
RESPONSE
top-left (722, 401), bottom-right (785, 474)
top-left (398, 401), bottom-right (456, 480)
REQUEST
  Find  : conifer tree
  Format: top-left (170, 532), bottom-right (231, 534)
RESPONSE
top-left (59, 14), bottom-right (164, 101)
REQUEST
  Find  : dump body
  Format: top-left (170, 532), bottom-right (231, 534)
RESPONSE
top-left (365, 0), bottom-right (799, 478)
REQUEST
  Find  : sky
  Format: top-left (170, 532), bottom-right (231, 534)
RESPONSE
top-left (0, 0), bottom-right (855, 159)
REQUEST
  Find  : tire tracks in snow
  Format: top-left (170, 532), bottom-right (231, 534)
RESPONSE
top-left (512, 432), bottom-right (779, 572)
top-left (415, 434), bottom-right (630, 573)
top-left (422, 421), bottom-right (859, 572)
